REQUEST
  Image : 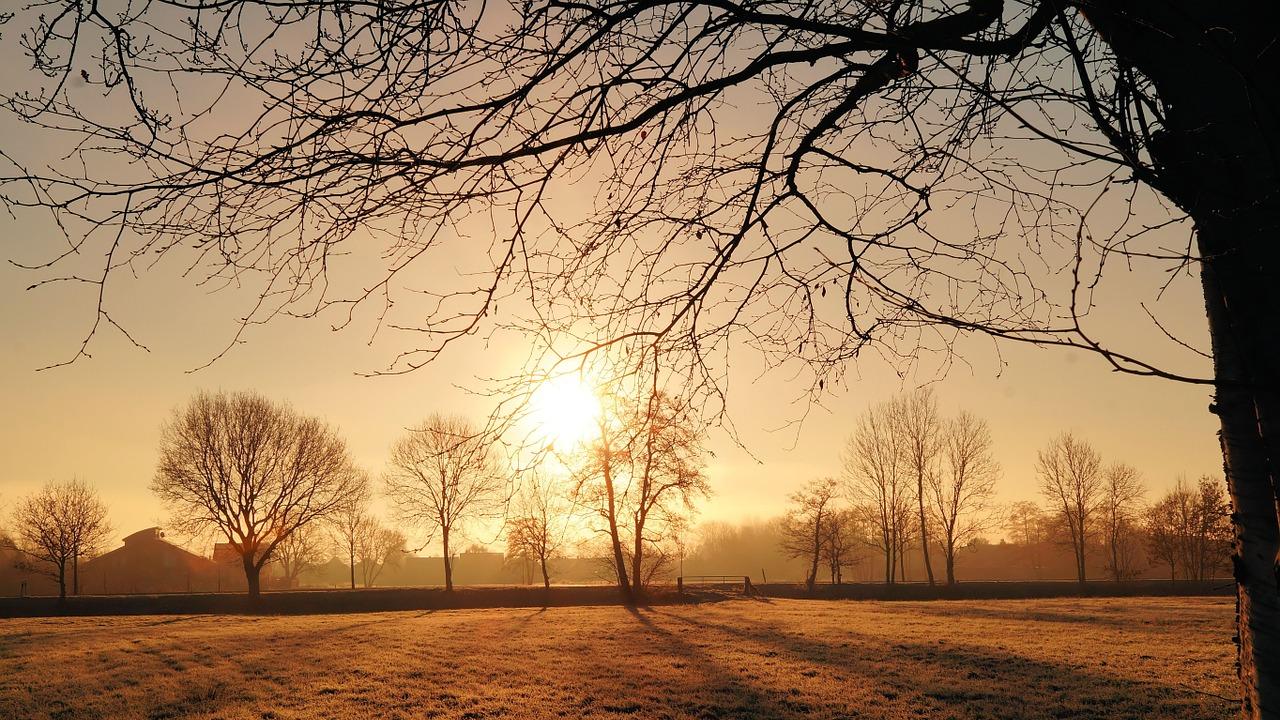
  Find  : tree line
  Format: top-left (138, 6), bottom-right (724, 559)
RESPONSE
top-left (5, 387), bottom-right (1228, 599)
top-left (778, 389), bottom-right (1230, 589)
top-left (4, 385), bottom-right (708, 600)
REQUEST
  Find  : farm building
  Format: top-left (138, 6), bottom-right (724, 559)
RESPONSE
top-left (79, 527), bottom-right (223, 595)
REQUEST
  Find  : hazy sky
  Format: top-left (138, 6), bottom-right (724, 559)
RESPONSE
top-left (0, 4), bottom-right (1225, 555)
top-left (0, 242), bottom-right (1221, 553)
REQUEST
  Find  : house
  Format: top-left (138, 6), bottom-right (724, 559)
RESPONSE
top-left (79, 527), bottom-right (222, 595)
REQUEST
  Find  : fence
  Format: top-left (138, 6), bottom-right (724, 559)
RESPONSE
top-left (677, 575), bottom-right (754, 595)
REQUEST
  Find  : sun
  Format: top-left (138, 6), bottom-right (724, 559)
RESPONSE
top-left (531, 374), bottom-right (601, 450)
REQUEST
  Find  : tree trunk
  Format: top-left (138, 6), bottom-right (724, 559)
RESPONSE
top-left (540, 556), bottom-right (550, 589)
top-left (442, 527), bottom-right (453, 592)
top-left (349, 545), bottom-right (356, 590)
top-left (242, 555), bottom-right (261, 598)
top-left (57, 561), bottom-right (67, 600)
top-left (1201, 253), bottom-right (1280, 720)
top-left (1110, 535), bottom-right (1120, 582)
top-left (917, 476), bottom-right (935, 585)
top-left (1069, 518), bottom-right (1086, 585)
top-left (631, 509), bottom-right (646, 597)
top-left (599, 435), bottom-right (632, 601)
top-left (1076, 539), bottom-right (1087, 586)
top-left (945, 541), bottom-right (956, 586)
top-left (806, 527), bottom-right (820, 592)
top-left (1083, 4), bottom-right (1280, 714)
top-left (73, 550), bottom-right (79, 596)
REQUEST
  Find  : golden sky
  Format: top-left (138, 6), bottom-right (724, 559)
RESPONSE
top-left (0, 237), bottom-right (1221, 553)
top-left (0, 7), bottom-right (1225, 554)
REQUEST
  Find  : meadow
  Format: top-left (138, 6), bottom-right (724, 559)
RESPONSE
top-left (0, 596), bottom-right (1236, 719)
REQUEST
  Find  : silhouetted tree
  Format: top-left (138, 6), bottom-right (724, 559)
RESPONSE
top-left (6, 1), bottom-right (1280, 711)
top-left (1005, 501), bottom-right (1048, 546)
top-left (819, 509), bottom-right (863, 585)
top-left (385, 414), bottom-right (505, 592)
top-left (563, 382), bottom-right (708, 598)
top-left (11, 479), bottom-right (111, 599)
top-left (571, 405), bottom-right (635, 600)
top-left (1146, 476), bottom-right (1232, 582)
top-left (1146, 488), bottom-right (1190, 580)
top-left (328, 474), bottom-right (374, 590)
top-left (1037, 434), bottom-right (1102, 585)
top-left (1004, 502), bottom-right (1049, 579)
top-left (623, 391), bottom-right (709, 593)
top-left (893, 389), bottom-right (942, 586)
top-left (356, 522), bottom-right (407, 588)
top-left (779, 478), bottom-right (840, 591)
top-left (845, 401), bottom-right (911, 584)
top-left (506, 471), bottom-right (569, 589)
top-left (929, 411), bottom-right (1000, 585)
top-left (1100, 463), bottom-right (1146, 581)
top-left (274, 524), bottom-right (329, 589)
top-left (152, 390), bottom-right (364, 597)
top-left (1191, 477), bottom-right (1233, 582)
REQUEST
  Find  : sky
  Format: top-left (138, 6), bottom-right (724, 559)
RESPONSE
top-left (0, 243), bottom-right (1222, 554)
top-left (0, 3), bottom-right (1226, 556)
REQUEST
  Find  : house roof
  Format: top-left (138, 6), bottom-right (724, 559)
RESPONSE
top-left (122, 527), bottom-right (166, 545)
top-left (85, 527), bottom-right (215, 568)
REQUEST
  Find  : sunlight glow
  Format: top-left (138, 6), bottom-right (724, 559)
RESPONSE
top-left (531, 374), bottom-right (601, 450)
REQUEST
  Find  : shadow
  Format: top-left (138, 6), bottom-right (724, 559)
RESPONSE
top-left (618, 605), bottom-right (831, 719)
top-left (515, 607), bottom-right (548, 625)
top-left (891, 599), bottom-right (1222, 632)
top-left (145, 616), bottom-right (200, 627)
top-left (643, 607), bottom-right (1236, 719)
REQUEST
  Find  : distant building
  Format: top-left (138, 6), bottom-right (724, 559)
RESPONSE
top-left (79, 527), bottom-right (222, 594)
top-left (380, 549), bottom-right (510, 587)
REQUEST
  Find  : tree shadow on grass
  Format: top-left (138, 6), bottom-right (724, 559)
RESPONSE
top-left (622, 605), bottom-right (832, 719)
top-left (642, 608), bottom-right (1236, 720)
top-left (885, 600), bottom-right (1226, 633)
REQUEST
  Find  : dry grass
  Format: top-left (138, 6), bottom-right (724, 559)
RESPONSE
top-left (0, 596), bottom-right (1236, 719)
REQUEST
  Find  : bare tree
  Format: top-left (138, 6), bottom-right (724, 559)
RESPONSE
top-left (355, 522), bottom-right (407, 588)
top-left (624, 391), bottom-right (709, 593)
top-left (506, 472), bottom-right (569, 589)
top-left (562, 384), bottom-right (708, 598)
top-left (328, 474), bottom-right (373, 590)
top-left (152, 390), bottom-right (364, 597)
top-left (1146, 486), bottom-right (1190, 581)
top-left (1192, 477), bottom-right (1233, 582)
top-left (1036, 433), bottom-right (1103, 585)
top-left (1146, 476), bottom-right (1232, 582)
top-left (929, 411), bottom-right (1000, 585)
top-left (1005, 502), bottom-right (1048, 547)
top-left (845, 401), bottom-right (911, 584)
top-left (1100, 463), bottom-right (1146, 581)
top-left (819, 509), bottom-right (863, 585)
top-left (779, 478), bottom-right (839, 591)
top-left (892, 389), bottom-right (942, 586)
top-left (568, 404), bottom-right (635, 599)
top-left (11, 479), bottom-right (111, 599)
top-left (273, 524), bottom-right (330, 589)
top-left (6, 1), bottom-right (1280, 711)
top-left (385, 414), bottom-right (506, 592)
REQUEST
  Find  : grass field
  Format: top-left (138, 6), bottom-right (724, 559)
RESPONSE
top-left (0, 597), bottom-right (1236, 719)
